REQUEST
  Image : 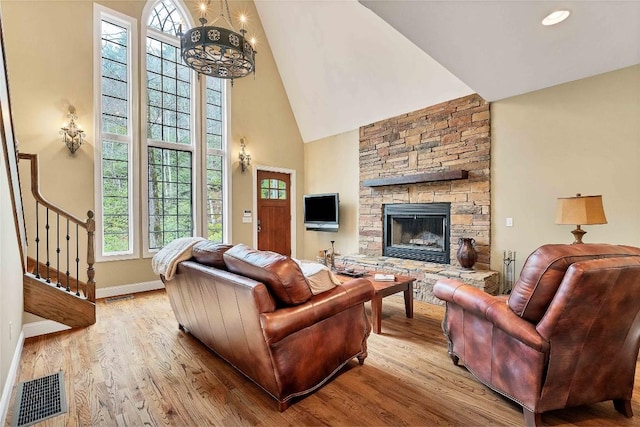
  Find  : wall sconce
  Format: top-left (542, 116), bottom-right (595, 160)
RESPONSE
top-left (239, 138), bottom-right (251, 172)
top-left (60, 106), bottom-right (85, 154)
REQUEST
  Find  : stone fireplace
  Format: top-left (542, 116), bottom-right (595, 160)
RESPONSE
top-left (342, 94), bottom-right (499, 304)
top-left (359, 93), bottom-right (492, 270)
top-left (383, 203), bottom-right (450, 264)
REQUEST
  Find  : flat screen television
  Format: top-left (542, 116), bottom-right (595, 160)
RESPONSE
top-left (304, 193), bottom-right (339, 231)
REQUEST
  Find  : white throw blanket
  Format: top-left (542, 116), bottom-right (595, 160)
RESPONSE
top-left (293, 258), bottom-right (341, 295)
top-left (152, 237), bottom-right (205, 281)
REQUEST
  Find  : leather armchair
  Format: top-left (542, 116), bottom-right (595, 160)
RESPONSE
top-left (434, 244), bottom-right (640, 426)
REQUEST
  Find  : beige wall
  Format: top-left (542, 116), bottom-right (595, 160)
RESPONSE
top-left (302, 130), bottom-right (359, 260)
top-left (302, 65), bottom-right (640, 278)
top-left (491, 65), bottom-right (640, 275)
top-left (2, 0), bottom-right (304, 288)
top-left (0, 133), bottom-right (24, 405)
top-left (228, 1), bottom-right (305, 252)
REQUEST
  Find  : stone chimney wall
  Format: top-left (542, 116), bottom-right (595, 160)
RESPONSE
top-left (359, 94), bottom-right (491, 269)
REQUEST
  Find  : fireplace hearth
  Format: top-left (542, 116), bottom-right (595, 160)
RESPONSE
top-left (383, 203), bottom-right (450, 264)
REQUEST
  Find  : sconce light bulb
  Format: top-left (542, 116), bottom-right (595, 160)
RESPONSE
top-left (199, 2), bottom-right (207, 12)
top-left (250, 37), bottom-right (256, 46)
top-left (240, 14), bottom-right (246, 23)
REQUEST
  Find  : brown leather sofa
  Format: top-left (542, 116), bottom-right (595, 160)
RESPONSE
top-left (160, 242), bottom-right (374, 410)
top-left (434, 243), bottom-right (640, 426)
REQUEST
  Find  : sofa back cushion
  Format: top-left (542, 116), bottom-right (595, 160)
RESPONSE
top-left (223, 244), bottom-right (313, 306)
top-left (191, 241), bottom-right (233, 269)
top-left (508, 243), bottom-right (640, 323)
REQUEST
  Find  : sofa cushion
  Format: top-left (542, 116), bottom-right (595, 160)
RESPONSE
top-left (191, 241), bottom-right (233, 269)
top-left (508, 243), bottom-right (640, 323)
top-left (223, 244), bottom-right (313, 306)
top-left (293, 258), bottom-right (340, 295)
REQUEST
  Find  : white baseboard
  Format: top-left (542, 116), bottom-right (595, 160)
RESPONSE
top-left (95, 279), bottom-right (164, 299)
top-left (23, 321), bottom-right (70, 339)
top-left (0, 331), bottom-right (25, 426)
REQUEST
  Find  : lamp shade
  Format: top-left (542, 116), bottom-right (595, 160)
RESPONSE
top-left (555, 194), bottom-right (607, 225)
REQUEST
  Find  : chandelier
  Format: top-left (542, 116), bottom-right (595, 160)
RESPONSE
top-left (179, 0), bottom-right (257, 83)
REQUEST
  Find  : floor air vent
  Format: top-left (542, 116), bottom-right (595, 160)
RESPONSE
top-left (105, 294), bottom-right (134, 303)
top-left (12, 371), bottom-right (67, 427)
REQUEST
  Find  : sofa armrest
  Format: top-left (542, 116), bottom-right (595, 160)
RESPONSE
top-left (435, 278), bottom-right (548, 352)
top-left (260, 278), bottom-right (374, 345)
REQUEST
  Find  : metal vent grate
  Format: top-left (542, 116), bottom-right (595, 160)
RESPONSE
top-left (105, 294), bottom-right (134, 303)
top-left (12, 371), bottom-right (66, 427)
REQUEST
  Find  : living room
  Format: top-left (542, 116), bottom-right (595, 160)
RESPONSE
top-left (0, 0), bottom-right (639, 425)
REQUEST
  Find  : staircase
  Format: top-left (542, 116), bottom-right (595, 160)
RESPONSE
top-left (19, 153), bottom-right (96, 328)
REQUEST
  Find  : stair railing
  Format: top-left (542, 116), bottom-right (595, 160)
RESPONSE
top-left (18, 153), bottom-right (95, 302)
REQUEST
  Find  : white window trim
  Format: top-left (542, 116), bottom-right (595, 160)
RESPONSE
top-left (141, 0), bottom-right (199, 257)
top-left (93, 4), bottom-right (140, 262)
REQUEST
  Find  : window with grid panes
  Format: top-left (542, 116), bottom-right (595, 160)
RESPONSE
top-left (146, 0), bottom-right (194, 250)
top-left (99, 14), bottom-right (134, 256)
top-left (260, 179), bottom-right (287, 200)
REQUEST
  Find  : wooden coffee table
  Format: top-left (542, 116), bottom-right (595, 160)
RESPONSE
top-left (337, 272), bottom-right (416, 334)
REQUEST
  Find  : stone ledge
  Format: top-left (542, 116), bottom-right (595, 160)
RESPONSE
top-left (336, 254), bottom-right (500, 305)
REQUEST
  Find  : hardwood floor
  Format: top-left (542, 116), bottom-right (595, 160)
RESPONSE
top-left (7, 290), bottom-right (640, 426)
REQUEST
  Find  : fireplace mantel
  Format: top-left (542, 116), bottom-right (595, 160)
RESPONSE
top-left (362, 170), bottom-right (468, 187)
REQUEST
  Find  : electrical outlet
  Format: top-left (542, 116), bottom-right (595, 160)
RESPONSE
top-left (506, 217), bottom-right (513, 227)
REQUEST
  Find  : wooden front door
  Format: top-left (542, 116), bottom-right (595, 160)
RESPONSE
top-left (257, 170), bottom-right (291, 256)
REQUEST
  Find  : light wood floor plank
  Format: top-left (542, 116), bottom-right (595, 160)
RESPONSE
top-left (6, 289), bottom-right (640, 426)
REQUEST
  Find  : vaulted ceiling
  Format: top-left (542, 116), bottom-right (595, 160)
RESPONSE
top-left (254, 1), bottom-right (640, 143)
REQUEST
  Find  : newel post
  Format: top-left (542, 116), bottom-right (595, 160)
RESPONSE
top-left (86, 210), bottom-right (96, 303)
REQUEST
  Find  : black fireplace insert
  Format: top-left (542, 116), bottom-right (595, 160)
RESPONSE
top-left (383, 203), bottom-right (450, 263)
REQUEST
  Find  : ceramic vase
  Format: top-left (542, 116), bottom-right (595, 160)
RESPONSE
top-left (457, 237), bottom-right (477, 270)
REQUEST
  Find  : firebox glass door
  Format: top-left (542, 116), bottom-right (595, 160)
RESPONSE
top-left (391, 216), bottom-right (445, 252)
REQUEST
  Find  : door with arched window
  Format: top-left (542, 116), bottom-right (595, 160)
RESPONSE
top-left (257, 170), bottom-right (291, 256)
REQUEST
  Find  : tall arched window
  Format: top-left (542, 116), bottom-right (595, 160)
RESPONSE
top-left (94, 0), bottom-right (228, 259)
top-left (143, 0), bottom-right (228, 253)
top-left (144, 0), bottom-right (194, 251)
top-left (94, 5), bottom-right (138, 260)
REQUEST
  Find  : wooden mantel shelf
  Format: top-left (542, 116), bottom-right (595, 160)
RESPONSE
top-left (362, 170), bottom-right (469, 187)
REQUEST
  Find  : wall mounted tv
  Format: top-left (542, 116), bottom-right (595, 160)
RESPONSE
top-left (304, 193), bottom-right (339, 231)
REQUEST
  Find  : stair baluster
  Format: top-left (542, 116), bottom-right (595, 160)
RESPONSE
top-left (86, 211), bottom-right (95, 302)
top-left (56, 214), bottom-right (61, 287)
top-left (66, 218), bottom-right (70, 293)
top-left (75, 223), bottom-right (80, 297)
top-left (45, 207), bottom-right (50, 283)
top-left (35, 202), bottom-right (40, 279)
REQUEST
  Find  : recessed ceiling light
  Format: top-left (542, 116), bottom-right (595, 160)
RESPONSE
top-left (542, 10), bottom-right (571, 26)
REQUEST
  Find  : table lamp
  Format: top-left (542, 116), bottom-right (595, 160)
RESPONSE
top-left (555, 193), bottom-right (607, 244)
